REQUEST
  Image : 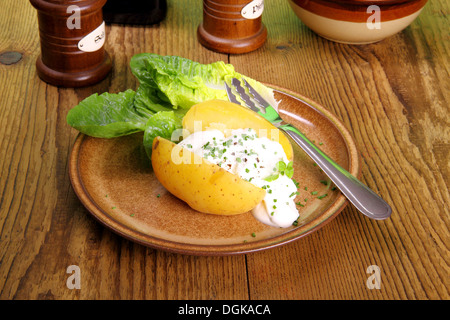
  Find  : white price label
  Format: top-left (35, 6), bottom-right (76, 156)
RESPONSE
top-left (78, 21), bottom-right (106, 53)
top-left (241, 0), bottom-right (264, 19)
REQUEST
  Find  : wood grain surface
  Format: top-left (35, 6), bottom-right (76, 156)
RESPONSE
top-left (0, 0), bottom-right (448, 300)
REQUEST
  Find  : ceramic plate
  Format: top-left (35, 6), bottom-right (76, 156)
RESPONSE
top-left (68, 86), bottom-right (360, 255)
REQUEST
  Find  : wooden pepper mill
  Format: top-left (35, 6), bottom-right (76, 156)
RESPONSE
top-left (30, 0), bottom-right (112, 87)
top-left (198, 0), bottom-right (267, 54)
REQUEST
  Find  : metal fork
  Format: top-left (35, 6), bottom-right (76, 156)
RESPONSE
top-left (226, 78), bottom-right (392, 220)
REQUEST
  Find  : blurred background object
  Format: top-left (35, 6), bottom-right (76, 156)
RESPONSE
top-left (103, 0), bottom-right (167, 25)
top-left (30, 0), bottom-right (112, 87)
top-left (198, 0), bottom-right (267, 54)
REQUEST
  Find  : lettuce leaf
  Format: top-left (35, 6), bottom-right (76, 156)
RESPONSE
top-left (142, 111), bottom-right (183, 158)
top-left (130, 53), bottom-right (231, 109)
top-left (134, 83), bottom-right (188, 117)
top-left (130, 53), bottom-right (278, 110)
top-left (66, 89), bottom-right (150, 138)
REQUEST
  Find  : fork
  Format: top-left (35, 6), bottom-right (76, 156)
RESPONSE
top-left (225, 78), bottom-right (392, 220)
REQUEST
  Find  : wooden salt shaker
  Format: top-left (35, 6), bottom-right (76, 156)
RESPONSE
top-left (30, 0), bottom-right (112, 87)
top-left (198, 0), bottom-right (267, 54)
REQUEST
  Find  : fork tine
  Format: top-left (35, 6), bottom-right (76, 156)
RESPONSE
top-left (225, 82), bottom-right (240, 105)
top-left (231, 78), bottom-right (260, 112)
top-left (243, 79), bottom-right (269, 112)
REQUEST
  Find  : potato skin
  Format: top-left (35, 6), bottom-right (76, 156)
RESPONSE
top-left (183, 99), bottom-right (293, 161)
top-left (151, 136), bottom-right (266, 215)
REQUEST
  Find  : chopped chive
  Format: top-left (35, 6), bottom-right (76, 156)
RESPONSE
top-left (264, 173), bottom-right (279, 182)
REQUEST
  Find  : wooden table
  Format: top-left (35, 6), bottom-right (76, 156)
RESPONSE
top-left (0, 0), bottom-right (448, 301)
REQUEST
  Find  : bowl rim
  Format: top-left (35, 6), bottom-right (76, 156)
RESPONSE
top-left (312, 0), bottom-right (414, 5)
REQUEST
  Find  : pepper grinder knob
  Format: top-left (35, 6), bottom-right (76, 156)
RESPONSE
top-left (198, 0), bottom-right (267, 54)
top-left (30, 0), bottom-right (112, 87)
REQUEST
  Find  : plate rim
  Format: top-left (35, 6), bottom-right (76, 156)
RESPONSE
top-left (68, 85), bottom-right (361, 256)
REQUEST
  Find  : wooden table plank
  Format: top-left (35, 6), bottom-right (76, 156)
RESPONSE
top-left (0, 0), bottom-right (448, 300)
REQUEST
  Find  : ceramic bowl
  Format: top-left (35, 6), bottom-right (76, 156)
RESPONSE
top-left (288, 0), bottom-right (428, 44)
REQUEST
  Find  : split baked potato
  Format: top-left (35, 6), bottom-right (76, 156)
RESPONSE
top-left (151, 100), bottom-right (293, 215)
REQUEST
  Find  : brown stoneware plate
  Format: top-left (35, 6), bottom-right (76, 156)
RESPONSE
top-left (68, 86), bottom-right (360, 255)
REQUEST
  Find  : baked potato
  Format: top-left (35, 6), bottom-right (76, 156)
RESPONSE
top-left (151, 99), bottom-right (294, 215)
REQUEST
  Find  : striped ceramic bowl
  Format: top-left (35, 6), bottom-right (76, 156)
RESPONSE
top-left (288, 0), bottom-right (428, 44)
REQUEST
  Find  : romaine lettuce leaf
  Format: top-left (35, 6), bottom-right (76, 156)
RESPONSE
top-left (66, 89), bottom-right (150, 138)
top-left (134, 83), bottom-right (187, 116)
top-left (142, 111), bottom-right (183, 158)
top-left (130, 53), bottom-right (278, 110)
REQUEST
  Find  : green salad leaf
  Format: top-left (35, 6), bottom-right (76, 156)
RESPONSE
top-left (130, 53), bottom-right (232, 109)
top-left (143, 111), bottom-right (183, 158)
top-left (129, 53), bottom-right (277, 110)
top-left (66, 53), bottom-right (277, 161)
top-left (66, 89), bottom-right (149, 138)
